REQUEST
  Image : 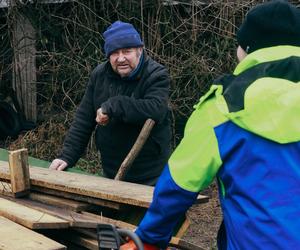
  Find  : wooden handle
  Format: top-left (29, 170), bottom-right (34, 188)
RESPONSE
top-left (114, 118), bottom-right (155, 181)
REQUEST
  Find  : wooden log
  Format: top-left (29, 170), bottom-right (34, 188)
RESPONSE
top-left (0, 161), bottom-right (209, 207)
top-left (8, 149), bottom-right (30, 197)
top-left (0, 197), bottom-right (69, 229)
top-left (0, 216), bottom-right (66, 250)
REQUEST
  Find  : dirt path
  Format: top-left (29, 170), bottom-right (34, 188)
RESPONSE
top-left (183, 183), bottom-right (222, 250)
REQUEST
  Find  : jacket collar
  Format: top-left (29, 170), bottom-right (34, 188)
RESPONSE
top-left (234, 45), bottom-right (300, 75)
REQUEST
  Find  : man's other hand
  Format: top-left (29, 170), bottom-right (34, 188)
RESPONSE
top-left (96, 108), bottom-right (109, 126)
top-left (120, 240), bottom-right (161, 250)
top-left (49, 159), bottom-right (68, 171)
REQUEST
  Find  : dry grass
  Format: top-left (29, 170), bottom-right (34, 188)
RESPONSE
top-left (7, 120), bottom-right (67, 160)
top-left (1, 116), bottom-right (101, 173)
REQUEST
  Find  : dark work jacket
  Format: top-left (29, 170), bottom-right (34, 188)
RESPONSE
top-left (59, 52), bottom-right (171, 183)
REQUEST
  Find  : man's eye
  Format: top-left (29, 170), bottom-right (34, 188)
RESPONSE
top-left (124, 49), bottom-right (132, 54)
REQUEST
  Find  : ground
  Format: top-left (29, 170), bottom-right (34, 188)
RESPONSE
top-left (183, 182), bottom-right (222, 250)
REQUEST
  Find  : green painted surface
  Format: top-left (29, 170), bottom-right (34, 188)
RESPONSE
top-left (0, 148), bottom-right (90, 175)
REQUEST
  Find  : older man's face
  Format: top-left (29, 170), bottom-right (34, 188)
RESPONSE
top-left (109, 47), bottom-right (142, 78)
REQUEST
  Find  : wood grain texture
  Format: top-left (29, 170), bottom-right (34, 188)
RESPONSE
top-left (0, 216), bottom-right (66, 250)
top-left (0, 197), bottom-right (69, 229)
top-left (3, 194), bottom-right (193, 248)
top-left (0, 161), bottom-right (152, 207)
top-left (0, 161), bottom-right (208, 207)
top-left (29, 192), bottom-right (93, 212)
top-left (6, 196), bottom-right (136, 229)
top-left (82, 211), bottom-right (136, 230)
top-left (12, 12), bottom-right (37, 122)
top-left (31, 186), bottom-right (121, 210)
top-left (0, 181), bottom-right (13, 197)
top-left (8, 149), bottom-right (30, 197)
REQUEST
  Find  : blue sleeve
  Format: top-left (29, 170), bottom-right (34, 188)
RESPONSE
top-left (135, 165), bottom-right (198, 249)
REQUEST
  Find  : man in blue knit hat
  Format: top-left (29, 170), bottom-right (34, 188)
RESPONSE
top-left (49, 21), bottom-right (171, 185)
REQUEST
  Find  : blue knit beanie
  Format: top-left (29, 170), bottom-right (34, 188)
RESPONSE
top-left (103, 21), bottom-right (144, 57)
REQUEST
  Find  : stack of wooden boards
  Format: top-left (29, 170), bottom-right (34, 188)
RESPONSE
top-left (0, 149), bottom-right (208, 250)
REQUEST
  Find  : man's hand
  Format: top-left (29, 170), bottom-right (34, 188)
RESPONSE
top-left (96, 108), bottom-right (109, 126)
top-left (120, 240), bottom-right (161, 250)
top-left (49, 159), bottom-right (68, 171)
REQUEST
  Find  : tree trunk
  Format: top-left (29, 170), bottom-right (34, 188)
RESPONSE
top-left (11, 5), bottom-right (37, 122)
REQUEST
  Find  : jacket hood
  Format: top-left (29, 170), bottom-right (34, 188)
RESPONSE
top-left (202, 46), bottom-right (300, 143)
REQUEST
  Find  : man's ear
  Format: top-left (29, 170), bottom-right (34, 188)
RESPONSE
top-left (237, 45), bottom-right (247, 62)
top-left (138, 47), bottom-right (143, 53)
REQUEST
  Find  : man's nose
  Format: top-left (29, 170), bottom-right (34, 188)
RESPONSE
top-left (117, 54), bottom-right (126, 62)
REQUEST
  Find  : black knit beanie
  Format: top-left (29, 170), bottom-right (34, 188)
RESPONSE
top-left (237, 0), bottom-right (300, 54)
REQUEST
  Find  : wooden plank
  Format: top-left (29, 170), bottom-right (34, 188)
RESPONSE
top-left (0, 161), bottom-right (209, 208)
top-left (0, 216), bottom-right (66, 250)
top-left (175, 216), bottom-right (191, 238)
top-left (29, 192), bottom-right (94, 212)
top-left (2, 194), bottom-right (196, 248)
top-left (15, 198), bottom-right (98, 228)
top-left (8, 149), bottom-right (30, 197)
top-left (0, 181), bottom-right (13, 197)
top-left (31, 186), bottom-right (121, 210)
top-left (6, 196), bottom-right (135, 229)
top-left (0, 161), bottom-right (152, 207)
top-left (0, 197), bottom-right (69, 229)
top-left (81, 211), bottom-right (136, 230)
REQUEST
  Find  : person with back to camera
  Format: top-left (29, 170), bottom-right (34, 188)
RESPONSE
top-left (49, 21), bottom-right (171, 186)
top-left (121, 1), bottom-right (300, 249)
